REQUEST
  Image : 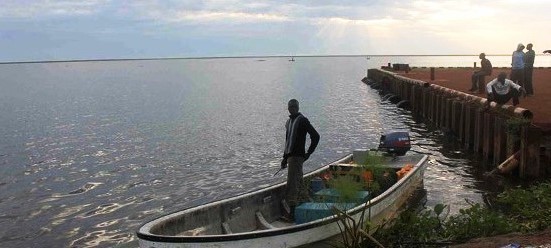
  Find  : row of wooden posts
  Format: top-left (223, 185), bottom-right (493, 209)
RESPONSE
top-left (365, 68), bottom-right (544, 178)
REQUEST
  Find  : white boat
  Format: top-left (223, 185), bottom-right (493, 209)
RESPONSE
top-left (137, 147), bottom-right (428, 248)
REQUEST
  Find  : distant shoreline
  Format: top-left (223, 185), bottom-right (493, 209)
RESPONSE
top-left (0, 54), bottom-right (518, 65)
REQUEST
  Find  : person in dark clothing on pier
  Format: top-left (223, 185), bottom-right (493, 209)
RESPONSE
top-left (524, 43), bottom-right (535, 96)
top-left (469, 53), bottom-right (493, 93)
top-left (280, 99), bottom-right (320, 221)
top-left (486, 72), bottom-right (527, 106)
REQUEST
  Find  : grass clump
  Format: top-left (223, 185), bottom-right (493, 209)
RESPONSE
top-left (496, 181), bottom-right (551, 232)
top-left (371, 202), bottom-right (516, 247)
top-left (366, 181), bottom-right (551, 247)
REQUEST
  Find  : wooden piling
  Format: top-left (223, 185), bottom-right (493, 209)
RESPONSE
top-left (451, 100), bottom-right (462, 135)
top-left (493, 117), bottom-right (508, 167)
top-left (458, 102), bottom-right (467, 143)
top-left (473, 108), bottom-right (485, 153)
top-left (440, 95), bottom-right (447, 128)
top-left (520, 126), bottom-right (542, 178)
top-left (429, 93), bottom-right (437, 124)
top-left (423, 88), bottom-right (431, 119)
top-left (463, 104), bottom-right (475, 150)
top-left (445, 99), bottom-right (453, 131)
top-left (482, 113), bottom-right (495, 161)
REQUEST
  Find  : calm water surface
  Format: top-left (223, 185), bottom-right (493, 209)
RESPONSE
top-left (1, 56), bottom-right (541, 247)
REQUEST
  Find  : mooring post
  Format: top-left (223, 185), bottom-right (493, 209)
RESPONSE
top-left (430, 67), bottom-right (435, 81)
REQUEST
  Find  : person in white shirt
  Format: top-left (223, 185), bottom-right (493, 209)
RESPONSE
top-left (486, 72), bottom-right (527, 106)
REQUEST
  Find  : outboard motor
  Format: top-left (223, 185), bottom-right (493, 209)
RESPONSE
top-left (378, 131), bottom-right (411, 156)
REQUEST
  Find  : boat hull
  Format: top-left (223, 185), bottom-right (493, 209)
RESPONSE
top-left (138, 154), bottom-right (428, 248)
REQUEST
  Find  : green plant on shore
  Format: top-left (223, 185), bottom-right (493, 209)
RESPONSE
top-left (332, 204), bottom-right (385, 248)
top-left (369, 201), bottom-right (516, 247)
top-left (495, 181), bottom-right (551, 232)
top-left (370, 204), bottom-right (452, 247)
top-left (364, 181), bottom-right (551, 247)
top-left (443, 202), bottom-right (516, 241)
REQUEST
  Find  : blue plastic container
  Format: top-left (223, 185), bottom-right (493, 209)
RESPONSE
top-left (295, 202), bottom-right (357, 224)
top-left (310, 177), bottom-right (325, 193)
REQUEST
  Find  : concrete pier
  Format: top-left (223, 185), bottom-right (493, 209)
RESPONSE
top-left (364, 68), bottom-right (550, 178)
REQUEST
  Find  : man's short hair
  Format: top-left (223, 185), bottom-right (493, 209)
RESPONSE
top-left (288, 99), bottom-right (299, 108)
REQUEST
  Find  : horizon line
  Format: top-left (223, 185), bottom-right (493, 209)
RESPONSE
top-left (0, 54), bottom-right (518, 65)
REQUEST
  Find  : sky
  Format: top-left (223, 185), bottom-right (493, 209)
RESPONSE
top-left (1, 0), bottom-right (550, 62)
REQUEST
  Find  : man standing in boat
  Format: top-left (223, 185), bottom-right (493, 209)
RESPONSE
top-left (281, 99), bottom-right (320, 221)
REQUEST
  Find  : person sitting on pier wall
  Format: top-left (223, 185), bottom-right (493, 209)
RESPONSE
top-left (469, 53), bottom-right (492, 93)
top-left (486, 72), bottom-right (527, 106)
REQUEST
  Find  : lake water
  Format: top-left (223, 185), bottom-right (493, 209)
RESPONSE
top-left (1, 55), bottom-right (549, 247)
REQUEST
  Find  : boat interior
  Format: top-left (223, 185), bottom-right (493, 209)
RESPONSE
top-left (146, 154), bottom-right (425, 237)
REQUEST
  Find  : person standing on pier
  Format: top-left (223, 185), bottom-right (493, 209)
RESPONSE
top-left (469, 53), bottom-right (492, 93)
top-left (524, 43), bottom-right (535, 96)
top-left (486, 72), bottom-right (527, 106)
top-left (280, 99), bottom-right (320, 221)
top-left (510, 43), bottom-right (525, 87)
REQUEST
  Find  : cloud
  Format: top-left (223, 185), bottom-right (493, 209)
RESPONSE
top-left (0, 0), bottom-right (111, 18)
top-left (1, 0), bottom-right (551, 61)
top-left (149, 10), bottom-right (289, 24)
